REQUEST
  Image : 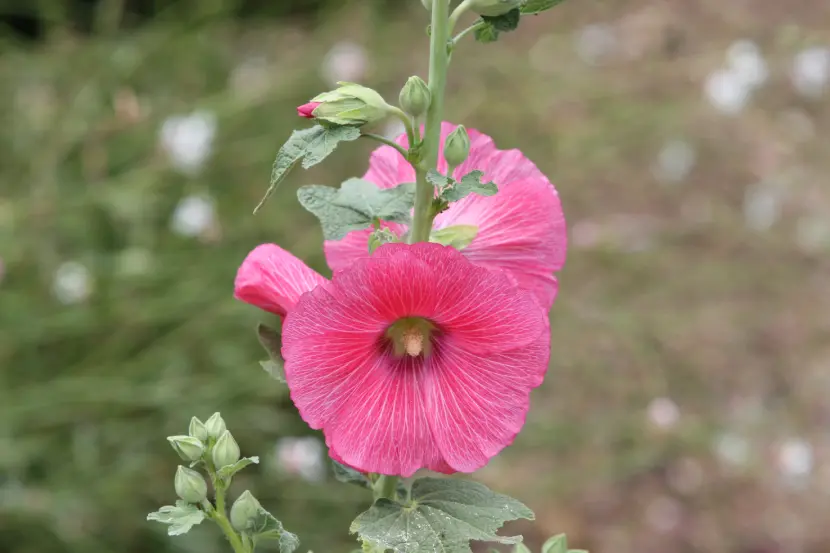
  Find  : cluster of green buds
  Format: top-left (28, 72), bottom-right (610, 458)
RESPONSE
top-left (149, 414), bottom-right (297, 552)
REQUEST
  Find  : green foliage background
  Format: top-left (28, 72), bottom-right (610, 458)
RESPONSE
top-left (2, 1), bottom-right (830, 553)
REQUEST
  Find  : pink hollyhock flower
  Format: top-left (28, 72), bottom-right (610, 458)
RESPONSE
top-left (234, 242), bottom-right (550, 476)
top-left (325, 122), bottom-right (567, 310)
top-left (297, 102), bottom-right (321, 119)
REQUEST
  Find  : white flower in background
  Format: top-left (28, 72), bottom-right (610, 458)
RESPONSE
top-left (713, 432), bottom-right (750, 467)
top-left (171, 195), bottom-right (217, 238)
top-left (159, 111), bottom-right (217, 175)
top-left (652, 139), bottom-right (697, 185)
top-left (791, 46), bottom-right (830, 98)
top-left (273, 437), bottom-right (325, 483)
top-left (574, 23), bottom-right (617, 66)
top-left (726, 40), bottom-right (769, 89)
top-left (743, 182), bottom-right (781, 231)
top-left (230, 56), bottom-right (272, 102)
top-left (52, 261), bottom-right (92, 304)
top-left (647, 397), bottom-right (680, 430)
top-left (795, 215), bottom-right (830, 253)
top-left (704, 68), bottom-right (751, 115)
top-left (381, 119), bottom-right (406, 141)
top-left (777, 438), bottom-right (813, 478)
top-left (645, 496), bottom-right (682, 533)
top-left (321, 42), bottom-right (368, 87)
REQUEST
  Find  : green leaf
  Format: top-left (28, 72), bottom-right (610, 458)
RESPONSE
top-left (254, 125), bottom-right (361, 214)
top-left (147, 500), bottom-right (207, 536)
top-left (259, 359), bottom-right (286, 383)
top-left (542, 534), bottom-right (568, 553)
top-left (443, 171), bottom-right (498, 203)
top-left (216, 456), bottom-right (260, 480)
top-left (521, 0), bottom-right (567, 14)
top-left (475, 8), bottom-right (521, 43)
top-left (482, 8), bottom-right (521, 32)
top-left (257, 324), bottom-right (282, 360)
top-left (430, 225), bottom-right (479, 250)
top-left (474, 21), bottom-right (501, 43)
top-left (257, 324), bottom-right (286, 383)
top-left (332, 460), bottom-right (372, 489)
top-left (245, 506), bottom-right (300, 553)
top-left (426, 169), bottom-right (452, 188)
top-left (298, 179), bottom-right (415, 241)
top-left (351, 477), bottom-right (534, 553)
top-left (368, 227), bottom-right (401, 253)
top-left (514, 544), bottom-right (533, 553)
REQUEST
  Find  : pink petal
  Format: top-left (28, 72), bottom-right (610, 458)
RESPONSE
top-left (424, 332), bottom-right (551, 472)
top-left (323, 124), bottom-right (567, 310)
top-left (234, 244), bottom-right (328, 317)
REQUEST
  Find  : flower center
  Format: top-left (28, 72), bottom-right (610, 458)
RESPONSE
top-left (385, 317), bottom-right (434, 358)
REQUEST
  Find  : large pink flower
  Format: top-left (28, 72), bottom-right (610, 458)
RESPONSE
top-left (234, 242), bottom-right (550, 477)
top-left (325, 122), bottom-right (568, 310)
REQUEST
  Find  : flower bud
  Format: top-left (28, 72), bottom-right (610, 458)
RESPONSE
top-left (167, 435), bottom-right (205, 462)
top-left (188, 417), bottom-right (208, 441)
top-left (443, 125), bottom-right (470, 168)
top-left (230, 490), bottom-right (262, 532)
top-left (307, 83), bottom-right (394, 126)
top-left (204, 412), bottom-right (226, 439)
top-left (297, 102), bottom-right (321, 119)
top-left (399, 76), bottom-right (431, 118)
top-left (174, 466), bottom-right (208, 503)
top-left (470, 0), bottom-right (523, 17)
top-left (212, 430), bottom-right (241, 468)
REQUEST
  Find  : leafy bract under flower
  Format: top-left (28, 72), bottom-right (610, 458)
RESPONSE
top-left (324, 122), bottom-right (567, 311)
top-left (235, 242), bottom-right (549, 477)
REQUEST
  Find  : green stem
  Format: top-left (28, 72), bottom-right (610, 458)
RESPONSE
top-left (410, 0), bottom-right (451, 244)
top-left (391, 107), bottom-right (418, 149)
top-left (373, 475), bottom-right (399, 501)
top-left (360, 133), bottom-right (409, 159)
top-left (209, 476), bottom-right (248, 553)
top-left (451, 20), bottom-right (486, 46)
top-left (448, 0), bottom-right (474, 34)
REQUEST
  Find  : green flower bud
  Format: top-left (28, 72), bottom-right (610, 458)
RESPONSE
top-left (167, 435), bottom-right (205, 462)
top-left (443, 125), bottom-right (471, 168)
top-left (174, 466), bottom-right (208, 503)
top-left (230, 490), bottom-right (262, 532)
top-left (399, 76), bottom-right (431, 118)
top-left (188, 417), bottom-right (208, 441)
top-left (212, 430), bottom-right (241, 468)
top-left (470, 0), bottom-right (523, 17)
top-left (204, 412), bottom-right (226, 439)
top-left (310, 83), bottom-right (394, 126)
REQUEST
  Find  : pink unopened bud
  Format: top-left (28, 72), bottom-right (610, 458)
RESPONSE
top-left (297, 102), bottom-right (321, 119)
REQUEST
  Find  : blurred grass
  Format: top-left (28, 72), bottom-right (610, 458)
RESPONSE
top-left (1, 1), bottom-right (830, 553)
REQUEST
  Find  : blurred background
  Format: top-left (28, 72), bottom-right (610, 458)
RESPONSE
top-left (1, 0), bottom-right (829, 552)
